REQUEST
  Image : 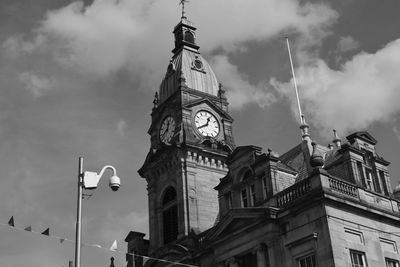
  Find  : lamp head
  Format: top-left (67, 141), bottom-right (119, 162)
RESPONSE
top-left (109, 175), bottom-right (121, 191)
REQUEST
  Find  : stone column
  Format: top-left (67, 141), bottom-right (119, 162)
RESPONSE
top-left (226, 257), bottom-right (238, 267)
top-left (255, 244), bottom-right (268, 267)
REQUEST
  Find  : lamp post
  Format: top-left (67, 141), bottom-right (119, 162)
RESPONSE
top-left (75, 157), bottom-right (121, 267)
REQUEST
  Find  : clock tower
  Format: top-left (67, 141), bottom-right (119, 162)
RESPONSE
top-left (138, 14), bottom-right (235, 253)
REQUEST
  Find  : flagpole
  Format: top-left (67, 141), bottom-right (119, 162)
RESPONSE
top-left (285, 37), bottom-right (303, 124)
top-left (75, 157), bottom-right (83, 267)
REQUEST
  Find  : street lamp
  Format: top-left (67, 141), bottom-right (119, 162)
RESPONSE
top-left (75, 157), bottom-right (121, 267)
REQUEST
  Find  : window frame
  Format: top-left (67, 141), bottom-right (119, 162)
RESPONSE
top-left (350, 249), bottom-right (367, 267)
top-left (297, 253), bottom-right (316, 267)
top-left (250, 183), bottom-right (256, 205)
top-left (386, 258), bottom-right (399, 267)
top-left (241, 188), bottom-right (249, 207)
top-left (262, 176), bottom-right (268, 199)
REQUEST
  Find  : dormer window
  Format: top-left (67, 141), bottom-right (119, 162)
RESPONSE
top-left (240, 169), bottom-right (256, 207)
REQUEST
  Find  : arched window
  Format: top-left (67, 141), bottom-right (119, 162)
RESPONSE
top-left (184, 31), bottom-right (195, 43)
top-left (240, 169), bottom-right (256, 207)
top-left (162, 187), bottom-right (178, 244)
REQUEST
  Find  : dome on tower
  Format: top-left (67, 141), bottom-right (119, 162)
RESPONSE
top-left (158, 17), bottom-right (219, 103)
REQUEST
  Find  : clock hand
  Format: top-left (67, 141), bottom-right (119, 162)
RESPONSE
top-left (198, 117), bottom-right (211, 129)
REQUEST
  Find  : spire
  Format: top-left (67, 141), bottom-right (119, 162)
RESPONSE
top-left (173, 1), bottom-right (198, 54)
top-left (179, 0), bottom-right (189, 19)
top-left (159, 5), bottom-right (219, 103)
top-left (333, 129), bottom-right (341, 148)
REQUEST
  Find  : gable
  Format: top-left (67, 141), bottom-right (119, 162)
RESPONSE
top-left (346, 131), bottom-right (377, 145)
top-left (205, 208), bottom-right (271, 241)
top-left (218, 218), bottom-right (259, 239)
top-left (183, 98), bottom-right (233, 122)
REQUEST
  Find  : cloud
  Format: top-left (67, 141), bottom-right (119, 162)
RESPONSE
top-left (3, 0), bottom-right (337, 97)
top-left (271, 38), bottom-right (400, 135)
top-left (337, 36), bottom-right (359, 52)
top-left (19, 72), bottom-right (53, 97)
top-left (393, 125), bottom-right (400, 142)
top-left (2, 34), bottom-right (46, 58)
top-left (117, 119), bottom-right (127, 136)
top-left (211, 55), bottom-right (277, 109)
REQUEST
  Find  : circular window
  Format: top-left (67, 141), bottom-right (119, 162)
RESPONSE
top-left (194, 59), bottom-right (203, 70)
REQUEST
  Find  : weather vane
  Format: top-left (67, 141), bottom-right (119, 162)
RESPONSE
top-left (179, 0), bottom-right (189, 19)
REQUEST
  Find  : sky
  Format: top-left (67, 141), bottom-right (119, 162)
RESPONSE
top-left (1, 0), bottom-right (400, 266)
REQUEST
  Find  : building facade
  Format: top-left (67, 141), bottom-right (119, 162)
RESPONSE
top-left (126, 14), bottom-right (400, 267)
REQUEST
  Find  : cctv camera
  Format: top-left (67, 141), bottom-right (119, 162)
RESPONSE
top-left (109, 175), bottom-right (121, 191)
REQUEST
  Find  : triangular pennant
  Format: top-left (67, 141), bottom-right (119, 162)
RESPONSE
top-left (59, 238), bottom-right (65, 244)
top-left (24, 226), bottom-right (32, 232)
top-left (109, 240), bottom-right (117, 251)
top-left (143, 256), bottom-right (149, 264)
top-left (41, 228), bottom-right (50, 236)
top-left (8, 216), bottom-right (14, 227)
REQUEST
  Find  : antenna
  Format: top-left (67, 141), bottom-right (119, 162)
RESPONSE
top-left (285, 37), bottom-right (303, 124)
top-left (179, 0), bottom-right (189, 19)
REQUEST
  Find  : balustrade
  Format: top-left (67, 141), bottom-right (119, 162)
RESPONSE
top-left (328, 177), bottom-right (358, 198)
top-left (276, 179), bottom-right (311, 207)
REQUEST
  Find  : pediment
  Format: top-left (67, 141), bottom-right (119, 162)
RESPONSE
top-left (218, 218), bottom-right (257, 238)
top-left (346, 131), bottom-right (377, 145)
top-left (206, 208), bottom-right (270, 241)
top-left (183, 98), bottom-right (233, 122)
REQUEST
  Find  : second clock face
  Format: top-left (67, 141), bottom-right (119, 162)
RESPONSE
top-left (160, 116), bottom-right (175, 144)
top-left (194, 111), bottom-right (220, 137)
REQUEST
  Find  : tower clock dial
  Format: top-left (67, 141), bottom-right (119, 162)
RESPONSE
top-left (195, 111), bottom-right (220, 137)
top-left (159, 116), bottom-right (176, 144)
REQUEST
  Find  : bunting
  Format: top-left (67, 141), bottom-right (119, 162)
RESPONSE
top-left (41, 228), bottom-right (50, 236)
top-left (109, 240), bottom-right (118, 251)
top-left (8, 216), bottom-right (14, 227)
top-left (0, 217), bottom-right (199, 267)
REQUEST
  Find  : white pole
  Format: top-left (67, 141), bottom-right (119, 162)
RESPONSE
top-left (285, 37), bottom-right (303, 124)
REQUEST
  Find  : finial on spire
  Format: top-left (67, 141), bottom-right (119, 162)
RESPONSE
top-left (152, 92), bottom-right (159, 111)
top-left (333, 129), bottom-right (341, 148)
top-left (179, 0), bottom-right (189, 19)
top-left (299, 114), bottom-right (311, 141)
top-left (218, 83), bottom-right (225, 109)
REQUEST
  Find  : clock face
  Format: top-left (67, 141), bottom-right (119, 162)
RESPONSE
top-left (194, 111), bottom-right (220, 137)
top-left (159, 116), bottom-right (176, 144)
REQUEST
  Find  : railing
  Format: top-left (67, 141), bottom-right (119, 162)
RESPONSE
top-left (276, 179), bottom-right (311, 207)
top-left (272, 171), bottom-right (399, 214)
top-left (328, 177), bottom-right (358, 198)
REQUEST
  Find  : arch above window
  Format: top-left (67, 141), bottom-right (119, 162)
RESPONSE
top-left (242, 169), bottom-right (253, 181)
